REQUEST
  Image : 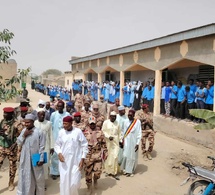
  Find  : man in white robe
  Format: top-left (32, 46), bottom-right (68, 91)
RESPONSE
top-left (102, 111), bottom-right (121, 180)
top-left (17, 114), bottom-right (46, 195)
top-left (120, 110), bottom-right (142, 177)
top-left (50, 100), bottom-right (70, 180)
top-left (34, 108), bottom-right (53, 184)
top-left (54, 116), bottom-right (88, 195)
top-left (116, 106), bottom-right (128, 165)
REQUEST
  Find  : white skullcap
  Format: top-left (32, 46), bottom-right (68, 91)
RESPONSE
top-left (110, 111), bottom-right (117, 116)
top-left (25, 114), bottom-right (35, 121)
top-left (38, 99), bottom-right (46, 105)
top-left (36, 107), bottom-right (45, 113)
top-left (118, 106), bottom-right (125, 111)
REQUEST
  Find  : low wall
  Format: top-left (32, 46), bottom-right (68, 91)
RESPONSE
top-left (153, 115), bottom-right (215, 149)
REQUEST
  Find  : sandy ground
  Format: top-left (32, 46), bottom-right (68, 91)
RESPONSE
top-left (0, 86), bottom-right (214, 195)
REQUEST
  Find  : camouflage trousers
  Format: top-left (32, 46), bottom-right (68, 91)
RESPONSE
top-left (84, 158), bottom-right (102, 184)
top-left (141, 130), bottom-right (155, 153)
top-left (0, 145), bottom-right (18, 183)
top-left (75, 104), bottom-right (83, 112)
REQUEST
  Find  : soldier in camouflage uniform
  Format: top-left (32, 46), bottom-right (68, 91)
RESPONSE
top-left (135, 104), bottom-right (155, 160)
top-left (0, 107), bottom-right (24, 191)
top-left (15, 98), bottom-right (33, 118)
top-left (91, 103), bottom-right (105, 129)
top-left (83, 89), bottom-right (94, 105)
top-left (16, 107), bottom-right (28, 161)
top-left (97, 95), bottom-right (108, 119)
top-left (74, 90), bottom-right (84, 112)
top-left (83, 116), bottom-right (108, 195)
top-left (81, 99), bottom-right (92, 130)
top-left (73, 112), bottom-right (85, 131)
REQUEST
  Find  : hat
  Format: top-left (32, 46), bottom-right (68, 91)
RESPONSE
top-left (100, 95), bottom-right (104, 99)
top-left (142, 104), bottom-right (149, 109)
top-left (20, 98), bottom-right (28, 103)
top-left (57, 100), bottom-right (65, 106)
top-left (66, 101), bottom-right (73, 106)
top-left (38, 99), bottom-right (46, 106)
top-left (63, 116), bottom-right (73, 122)
top-left (36, 107), bottom-right (45, 113)
top-left (20, 107), bottom-right (28, 112)
top-left (3, 107), bottom-right (14, 113)
top-left (118, 106), bottom-right (125, 111)
top-left (56, 94), bottom-right (60, 97)
top-left (88, 116), bottom-right (96, 124)
top-left (84, 99), bottom-right (91, 105)
top-left (25, 114), bottom-right (35, 121)
top-left (74, 112), bottom-right (81, 117)
top-left (110, 111), bottom-right (117, 116)
top-left (93, 104), bottom-right (99, 109)
top-left (128, 109), bottom-right (136, 115)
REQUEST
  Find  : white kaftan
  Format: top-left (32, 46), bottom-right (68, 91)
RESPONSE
top-left (34, 120), bottom-right (53, 180)
top-left (16, 127), bottom-right (46, 195)
top-left (50, 111), bottom-right (70, 175)
top-left (54, 127), bottom-right (88, 195)
top-left (116, 114), bottom-right (128, 165)
top-left (121, 119), bottom-right (142, 174)
top-left (102, 119), bottom-right (121, 175)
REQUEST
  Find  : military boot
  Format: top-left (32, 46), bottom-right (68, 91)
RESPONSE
top-left (143, 152), bottom-right (148, 161)
top-left (86, 183), bottom-right (92, 195)
top-left (146, 151), bottom-right (152, 160)
top-left (94, 178), bottom-right (98, 189)
top-left (8, 179), bottom-right (15, 191)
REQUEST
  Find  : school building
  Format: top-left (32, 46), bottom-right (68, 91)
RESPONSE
top-left (69, 24), bottom-right (215, 115)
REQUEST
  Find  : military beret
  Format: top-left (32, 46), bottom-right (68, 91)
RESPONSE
top-left (20, 107), bottom-right (28, 112)
top-left (3, 107), bottom-right (14, 113)
top-left (74, 112), bottom-right (81, 117)
top-left (63, 116), bottom-right (73, 122)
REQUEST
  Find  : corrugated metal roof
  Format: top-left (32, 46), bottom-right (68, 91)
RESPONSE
top-left (69, 23), bottom-right (215, 64)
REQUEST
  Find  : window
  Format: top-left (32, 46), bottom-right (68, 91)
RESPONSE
top-left (124, 71), bottom-right (131, 82)
top-left (67, 80), bottom-right (69, 85)
top-left (105, 71), bottom-right (111, 81)
top-left (88, 73), bottom-right (92, 81)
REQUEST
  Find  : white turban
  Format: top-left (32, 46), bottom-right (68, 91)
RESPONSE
top-left (36, 108), bottom-right (45, 113)
top-left (38, 99), bottom-right (46, 106)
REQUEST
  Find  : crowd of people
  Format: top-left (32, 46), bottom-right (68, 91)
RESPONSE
top-left (0, 87), bottom-right (156, 195)
top-left (34, 77), bottom-right (214, 123)
top-left (1, 77), bottom-right (211, 194)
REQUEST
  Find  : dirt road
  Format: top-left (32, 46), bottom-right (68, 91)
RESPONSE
top-left (0, 86), bottom-right (214, 195)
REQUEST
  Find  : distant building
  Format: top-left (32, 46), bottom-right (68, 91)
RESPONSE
top-left (0, 59), bottom-right (20, 102)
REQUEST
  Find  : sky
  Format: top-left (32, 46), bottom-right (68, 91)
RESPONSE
top-left (1, 0), bottom-right (215, 75)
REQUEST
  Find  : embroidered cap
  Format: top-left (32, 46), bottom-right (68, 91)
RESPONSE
top-left (110, 111), bottom-right (117, 116)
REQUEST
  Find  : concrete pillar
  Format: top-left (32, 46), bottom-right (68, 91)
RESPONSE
top-left (153, 70), bottom-right (162, 116)
top-left (83, 74), bottom-right (86, 82)
top-left (120, 71), bottom-right (124, 105)
top-left (98, 73), bottom-right (102, 99)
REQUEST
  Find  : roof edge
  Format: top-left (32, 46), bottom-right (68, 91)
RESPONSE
top-left (69, 23), bottom-right (215, 64)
